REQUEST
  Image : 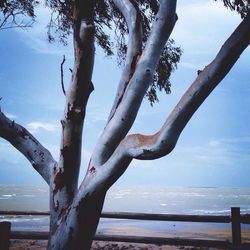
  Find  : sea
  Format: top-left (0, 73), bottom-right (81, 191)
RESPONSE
top-left (1, 185), bottom-right (250, 239)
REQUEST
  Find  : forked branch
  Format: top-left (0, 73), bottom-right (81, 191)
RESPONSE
top-left (93, 11), bottom-right (250, 190)
top-left (90, 0), bottom-right (177, 167)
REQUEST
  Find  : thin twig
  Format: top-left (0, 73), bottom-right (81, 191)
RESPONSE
top-left (60, 55), bottom-right (66, 96)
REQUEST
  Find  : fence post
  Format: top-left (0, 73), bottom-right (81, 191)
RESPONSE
top-left (0, 221), bottom-right (11, 250)
top-left (231, 207), bottom-right (241, 247)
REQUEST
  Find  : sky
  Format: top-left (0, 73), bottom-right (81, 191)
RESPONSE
top-left (0, 0), bottom-right (249, 188)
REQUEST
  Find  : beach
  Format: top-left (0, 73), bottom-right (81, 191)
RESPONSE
top-left (1, 185), bottom-right (250, 250)
top-left (9, 239), bottom-right (222, 250)
top-left (8, 224), bottom-right (250, 250)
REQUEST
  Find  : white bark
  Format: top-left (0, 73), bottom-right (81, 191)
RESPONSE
top-left (0, 1), bottom-right (249, 250)
top-left (48, 1), bottom-right (96, 248)
top-left (93, 11), bottom-right (250, 188)
top-left (48, 187), bottom-right (105, 250)
top-left (90, 0), bottom-right (143, 167)
top-left (107, 0), bottom-right (142, 121)
top-left (0, 111), bottom-right (55, 184)
top-left (51, 3), bottom-right (179, 247)
top-left (128, 11), bottom-right (250, 160)
top-left (51, 18), bottom-right (95, 220)
top-left (90, 0), bottom-right (177, 167)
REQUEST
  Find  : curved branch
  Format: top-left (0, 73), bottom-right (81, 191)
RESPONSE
top-left (129, 11), bottom-right (250, 161)
top-left (86, 10), bottom-right (250, 191)
top-left (0, 111), bottom-right (55, 184)
top-left (90, 0), bottom-right (177, 167)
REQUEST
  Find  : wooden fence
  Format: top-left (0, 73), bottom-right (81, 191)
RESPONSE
top-left (1, 207), bottom-right (250, 250)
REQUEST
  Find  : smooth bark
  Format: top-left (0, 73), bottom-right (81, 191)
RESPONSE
top-left (107, 0), bottom-right (142, 122)
top-left (48, 0), bottom-right (95, 248)
top-left (0, 1), bottom-right (249, 250)
top-left (94, 12), bottom-right (250, 189)
top-left (90, 0), bottom-right (177, 167)
top-left (90, 0), bottom-right (143, 167)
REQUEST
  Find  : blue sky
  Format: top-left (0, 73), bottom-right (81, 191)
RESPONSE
top-left (0, 0), bottom-right (249, 187)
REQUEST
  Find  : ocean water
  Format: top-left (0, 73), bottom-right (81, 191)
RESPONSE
top-left (105, 186), bottom-right (250, 215)
top-left (0, 185), bottom-right (250, 236)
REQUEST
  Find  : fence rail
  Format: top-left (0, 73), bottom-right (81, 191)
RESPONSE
top-left (1, 207), bottom-right (250, 250)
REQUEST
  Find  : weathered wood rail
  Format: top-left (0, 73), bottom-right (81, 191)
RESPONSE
top-left (1, 207), bottom-right (250, 249)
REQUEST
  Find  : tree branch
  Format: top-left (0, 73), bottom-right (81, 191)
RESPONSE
top-left (128, 11), bottom-right (250, 161)
top-left (0, 10), bottom-right (35, 31)
top-left (50, 0), bottom-right (95, 227)
top-left (60, 55), bottom-right (66, 96)
top-left (96, 11), bottom-right (250, 189)
top-left (0, 111), bottom-right (56, 184)
top-left (107, 0), bottom-right (142, 122)
top-left (90, 0), bottom-right (177, 167)
top-left (90, 0), bottom-right (142, 167)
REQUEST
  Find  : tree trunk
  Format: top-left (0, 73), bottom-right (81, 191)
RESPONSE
top-left (48, 190), bottom-right (106, 250)
top-left (0, 2), bottom-right (249, 250)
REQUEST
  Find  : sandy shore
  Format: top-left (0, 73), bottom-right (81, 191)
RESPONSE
top-left (8, 224), bottom-right (250, 249)
top-left (10, 239), bottom-right (221, 250)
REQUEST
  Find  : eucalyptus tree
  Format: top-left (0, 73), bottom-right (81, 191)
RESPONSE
top-left (0, 0), bottom-right (249, 249)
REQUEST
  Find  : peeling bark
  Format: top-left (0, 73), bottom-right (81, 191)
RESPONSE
top-left (49, 189), bottom-right (105, 250)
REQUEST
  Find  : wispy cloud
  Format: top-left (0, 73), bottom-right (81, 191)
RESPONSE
top-left (177, 135), bottom-right (250, 168)
top-left (208, 139), bottom-right (221, 147)
top-left (222, 136), bottom-right (250, 144)
top-left (27, 121), bottom-right (58, 133)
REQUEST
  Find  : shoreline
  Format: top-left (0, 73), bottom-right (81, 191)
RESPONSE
top-left (9, 225), bottom-right (250, 250)
top-left (4, 216), bottom-right (250, 249)
top-left (2, 185), bottom-right (250, 249)
top-left (9, 239), bottom-right (224, 250)
top-left (98, 221), bottom-right (250, 241)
